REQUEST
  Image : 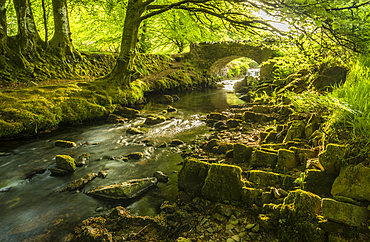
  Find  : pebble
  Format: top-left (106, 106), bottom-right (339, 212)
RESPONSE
top-left (251, 223), bottom-right (260, 232)
top-left (228, 215), bottom-right (239, 225)
top-left (245, 223), bottom-right (255, 230)
top-left (206, 227), bottom-right (214, 233)
top-left (213, 213), bottom-right (227, 222)
top-left (231, 235), bottom-right (240, 242)
top-left (226, 224), bottom-right (235, 231)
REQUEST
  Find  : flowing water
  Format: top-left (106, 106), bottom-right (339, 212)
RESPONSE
top-left (0, 79), bottom-right (245, 242)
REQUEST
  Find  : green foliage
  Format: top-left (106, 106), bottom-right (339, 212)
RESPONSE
top-left (330, 54), bottom-right (370, 141)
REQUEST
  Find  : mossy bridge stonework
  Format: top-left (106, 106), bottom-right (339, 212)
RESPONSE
top-left (188, 41), bottom-right (277, 77)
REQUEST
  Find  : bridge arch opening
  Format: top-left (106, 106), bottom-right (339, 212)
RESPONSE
top-left (212, 57), bottom-right (259, 77)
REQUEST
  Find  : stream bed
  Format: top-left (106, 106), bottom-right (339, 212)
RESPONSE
top-left (0, 80), bottom-right (245, 242)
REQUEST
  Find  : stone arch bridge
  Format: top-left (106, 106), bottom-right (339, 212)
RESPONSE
top-left (188, 41), bottom-right (277, 77)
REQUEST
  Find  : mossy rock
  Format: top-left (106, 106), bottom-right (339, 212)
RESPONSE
top-left (86, 177), bottom-right (158, 200)
top-left (114, 105), bottom-right (140, 118)
top-left (318, 143), bottom-right (347, 175)
top-left (250, 149), bottom-right (278, 168)
top-left (144, 115), bottom-right (166, 125)
top-left (331, 163), bottom-right (370, 201)
top-left (178, 157), bottom-right (211, 197)
top-left (208, 112), bottom-right (227, 120)
top-left (204, 139), bottom-right (219, 152)
top-left (233, 143), bottom-right (254, 164)
top-left (160, 95), bottom-right (174, 104)
top-left (249, 170), bottom-right (295, 190)
top-left (60, 173), bottom-right (98, 192)
top-left (56, 155), bottom-right (76, 171)
top-left (201, 163), bottom-right (243, 202)
top-left (126, 127), bottom-right (145, 135)
top-left (303, 169), bottom-right (336, 197)
top-left (76, 153), bottom-right (90, 167)
top-left (322, 198), bottom-right (368, 227)
top-left (284, 189), bottom-right (321, 215)
top-left (55, 140), bottom-right (76, 148)
top-left (241, 187), bottom-right (261, 205)
top-left (305, 114), bottom-right (320, 139)
top-left (216, 142), bottom-right (234, 154)
top-left (277, 149), bottom-right (297, 173)
top-left (226, 118), bottom-right (242, 128)
top-left (263, 131), bottom-right (277, 144)
top-left (166, 105), bottom-right (177, 112)
top-left (242, 111), bottom-right (273, 122)
top-left (283, 120), bottom-right (306, 143)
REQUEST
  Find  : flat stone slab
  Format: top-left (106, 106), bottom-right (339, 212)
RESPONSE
top-left (321, 198), bottom-right (368, 227)
top-left (86, 177), bottom-right (158, 200)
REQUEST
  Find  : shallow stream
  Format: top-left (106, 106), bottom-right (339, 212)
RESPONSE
top-left (0, 79), bottom-right (245, 241)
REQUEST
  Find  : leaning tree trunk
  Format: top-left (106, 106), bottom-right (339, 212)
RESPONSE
top-left (50, 0), bottom-right (74, 56)
top-left (12, 0), bottom-right (43, 62)
top-left (104, 0), bottom-right (147, 86)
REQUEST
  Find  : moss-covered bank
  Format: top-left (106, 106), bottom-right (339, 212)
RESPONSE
top-left (0, 53), bottom-right (216, 139)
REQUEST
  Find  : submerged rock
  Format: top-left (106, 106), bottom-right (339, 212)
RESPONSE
top-left (55, 140), bottom-right (76, 148)
top-left (166, 105), bottom-right (177, 112)
top-left (153, 171), bottom-right (169, 183)
top-left (76, 153), bottom-right (90, 167)
top-left (107, 113), bottom-right (126, 123)
top-left (144, 115), bottom-right (166, 125)
top-left (86, 177), bottom-right (158, 200)
top-left (160, 95), bottom-right (174, 104)
top-left (98, 170), bottom-right (109, 178)
top-left (125, 152), bottom-right (144, 160)
top-left (60, 173), bottom-right (98, 192)
top-left (49, 167), bottom-right (71, 176)
top-left (126, 127), bottom-right (144, 135)
top-left (171, 139), bottom-right (185, 146)
top-left (56, 155), bottom-right (76, 171)
top-left (114, 105), bottom-right (140, 118)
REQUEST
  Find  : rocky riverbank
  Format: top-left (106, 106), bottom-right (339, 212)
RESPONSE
top-left (73, 82), bottom-right (370, 242)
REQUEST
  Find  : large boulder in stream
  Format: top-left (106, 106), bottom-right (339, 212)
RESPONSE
top-left (56, 155), bottom-right (76, 171)
top-left (86, 177), bottom-right (158, 200)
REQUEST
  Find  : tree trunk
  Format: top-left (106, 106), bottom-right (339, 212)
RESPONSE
top-left (12, 0), bottom-right (43, 65)
top-left (104, 0), bottom-right (147, 86)
top-left (0, 0), bottom-right (7, 55)
top-left (50, 0), bottom-right (73, 55)
top-left (42, 0), bottom-right (48, 48)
